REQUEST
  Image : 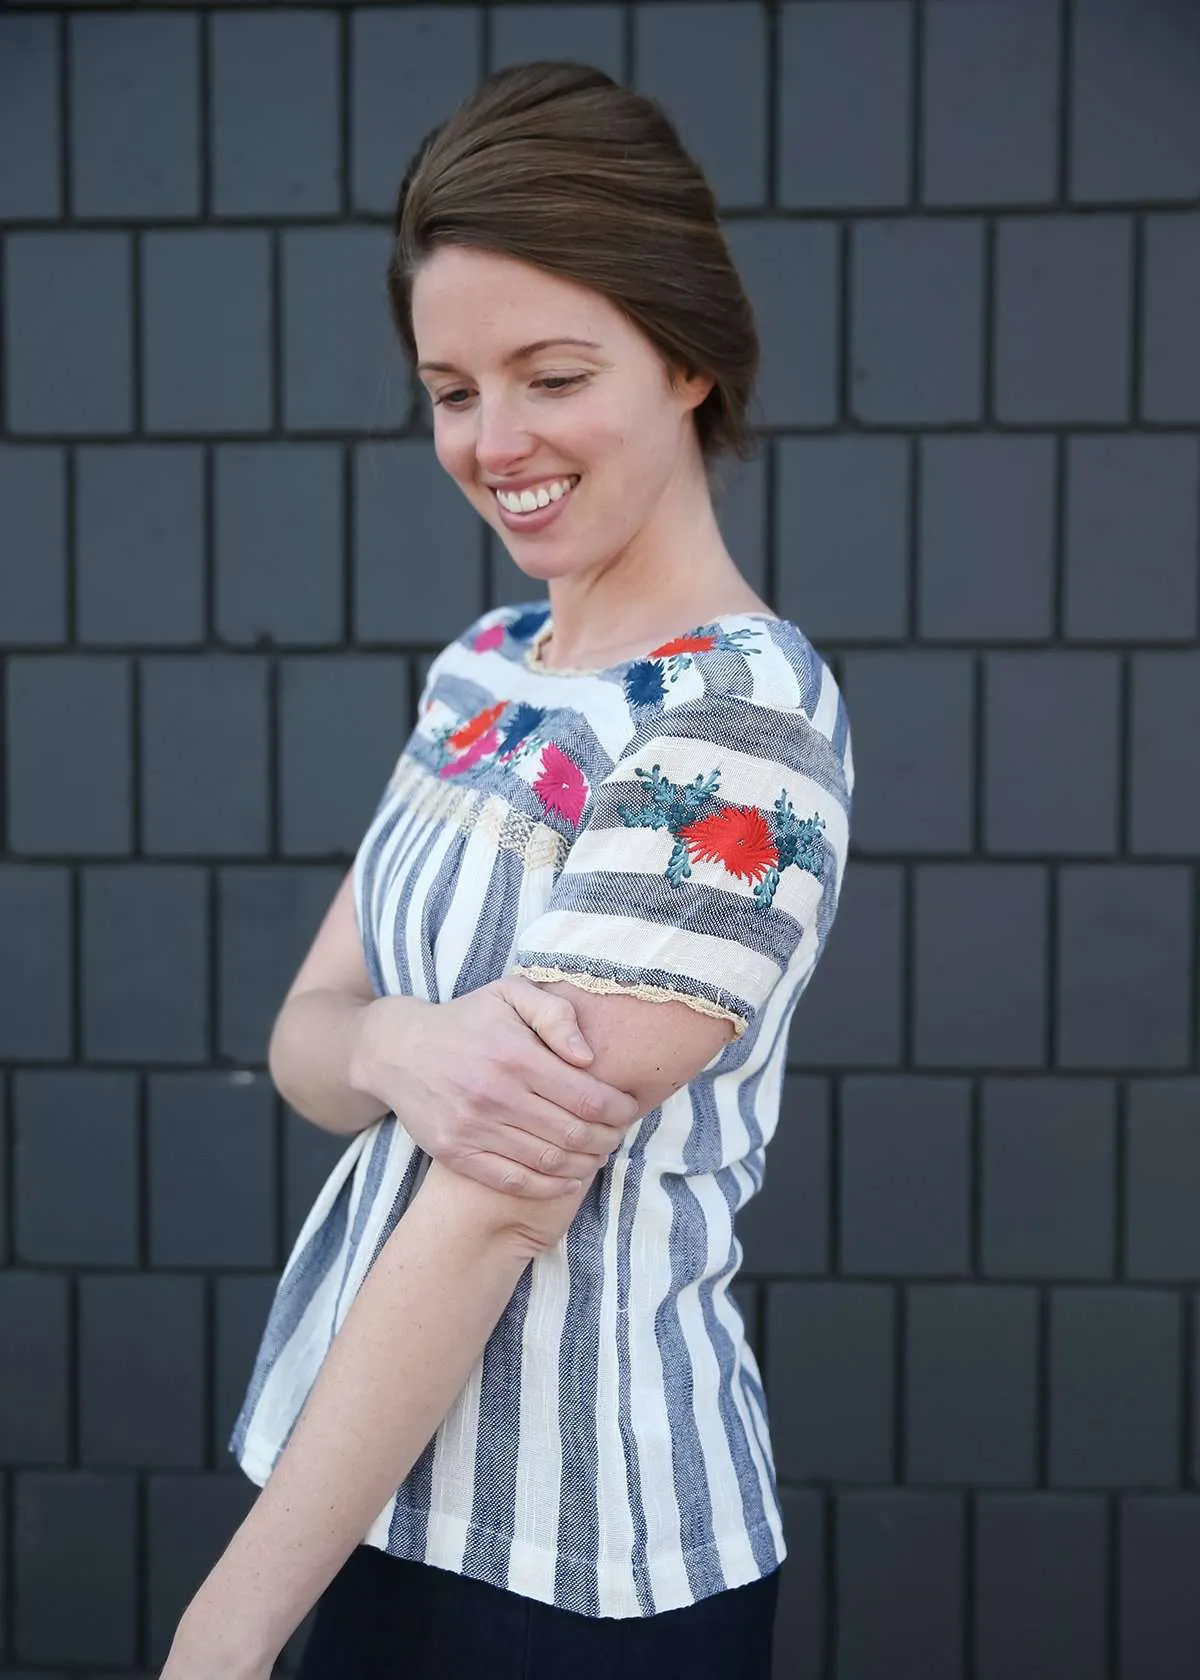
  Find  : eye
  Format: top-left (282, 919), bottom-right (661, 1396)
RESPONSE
top-left (535, 375), bottom-right (586, 393)
top-left (432, 387), bottom-right (472, 408)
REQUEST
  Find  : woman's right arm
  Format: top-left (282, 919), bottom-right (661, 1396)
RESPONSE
top-left (267, 867), bottom-right (639, 1195)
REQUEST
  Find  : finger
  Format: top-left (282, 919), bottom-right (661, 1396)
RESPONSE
top-left (459, 1150), bottom-right (588, 1200)
top-left (505, 1088), bottom-right (624, 1161)
top-left (530, 1057), bottom-right (642, 1132)
top-left (504, 977), bottom-right (594, 1063)
top-left (481, 1112), bottom-right (616, 1181)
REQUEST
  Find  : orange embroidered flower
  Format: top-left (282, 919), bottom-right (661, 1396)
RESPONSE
top-left (647, 632), bottom-right (718, 659)
top-left (679, 805), bottom-right (779, 884)
top-left (447, 700), bottom-right (507, 751)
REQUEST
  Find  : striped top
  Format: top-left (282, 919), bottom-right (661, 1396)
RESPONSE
top-left (230, 599), bottom-right (854, 1620)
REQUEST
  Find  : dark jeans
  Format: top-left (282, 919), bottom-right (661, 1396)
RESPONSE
top-left (294, 1544), bottom-right (780, 1679)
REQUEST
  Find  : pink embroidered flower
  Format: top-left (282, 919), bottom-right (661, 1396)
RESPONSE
top-left (533, 742), bottom-right (588, 826)
top-left (473, 622), bottom-right (507, 653)
top-left (439, 728), bottom-right (499, 778)
top-left (679, 805), bottom-right (779, 884)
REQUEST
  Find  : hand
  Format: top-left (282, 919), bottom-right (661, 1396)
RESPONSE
top-left (348, 976), bottom-right (641, 1197)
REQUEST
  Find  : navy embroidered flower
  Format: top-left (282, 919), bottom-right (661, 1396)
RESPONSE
top-left (497, 701), bottom-right (546, 759)
top-left (623, 659), bottom-right (667, 708)
top-left (618, 763), bottom-right (824, 909)
top-left (507, 606), bottom-right (552, 642)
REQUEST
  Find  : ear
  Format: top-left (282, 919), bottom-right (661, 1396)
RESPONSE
top-left (669, 360), bottom-right (715, 414)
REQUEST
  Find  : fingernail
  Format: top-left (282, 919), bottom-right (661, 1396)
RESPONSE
top-left (569, 1033), bottom-right (592, 1057)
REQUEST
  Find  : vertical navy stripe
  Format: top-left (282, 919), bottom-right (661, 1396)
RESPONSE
top-left (462, 1266), bottom-right (534, 1585)
top-left (327, 1120), bottom-right (396, 1347)
top-left (615, 1111), bottom-right (660, 1614)
top-left (452, 845), bottom-right (524, 998)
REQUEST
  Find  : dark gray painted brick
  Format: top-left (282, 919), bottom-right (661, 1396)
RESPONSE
top-left (142, 231), bottom-right (272, 434)
top-left (922, 0), bottom-right (1058, 207)
top-left (778, 2), bottom-right (912, 209)
top-left (994, 217), bottom-right (1131, 423)
top-left (0, 1273), bottom-right (68, 1464)
top-left (1126, 1080), bottom-right (1200, 1282)
top-left (1142, 214), bottom-right (1200, 422)
top-left (725, 222), bottom-right (838, 427)
top-left (79, 1275), bottom-right (205, 1467)
top-left (712, 449), bottom-right (768, 598)
top-left (1120, 1497), bottom-right (1200, 1680)
top-left (215, 444), bottom-right (343, 647)
top-left (984, 653), bottom-right (1120, 856)
top-left (0, 1081), bottom-right (8, 1263)
top-left (0, 867), bottom-right (71, 1062)
top-left (1057, 866), bottom-right (1192, 1070)
top-left (767, 1283), bottom-right (894, 1482)
top-left (0, 447), bottom-right (66, 644)
top-left (851, 220), bottom-right (984, 423)
top-left (4, 233), bottom-right (132, 435)
top-left (915, 866), bottom-right (1047, 1069)
top-left (13, 1474), bottom-right (136, 1666)
top-left (906, 1286), bottom-right (1038, 1485)
top-left (214, 1273), bottom-right (279, 1467)
top-left (70, 14), bottom-right (198, 218)
top-left (284, 1105), bottom-right (354, 1253)
top-left (1050, 1289), bottom-right (1181, 1488)
top-left (835, 1491), bottom-right (964, 1680)
top-left (7, 656), bottom-right (132, 855)
top-left (355, 442), bottom-right (485, 643)
top-left (217, 867), bottom-right (343, 1064)
top-left (489, 4), bottom-right (621, 78)
top-left (975, 1495), bottom-right (1107, 1680)
top-left (141, 656), bottom-right (269, 855)
top-left (737, 1076), bottom-right (828, 1275)
top-left (76, 444), bottom-right (205, 645)
top-left (840, 652), bottom-right (973, 854)
top-left (210, 11), bottom-right (339, 217)
top-left (280, 655), bottom-right (408, 855)
top-left (282, 229), bottom-right (409, 432)
top-left (82, 866), bottom-right (207, 1065)
top-left (918, 436), bottom-right (1055, 642)
top-left (788, 864), bottom-right (904, 1068)
top-left (14, 1071), bottom-right (138, 1267)
top-left (146, 1475), bottom-right (258, 1666)
top-left (0, 18), bottom-right (60, 218)
top-left (1131, 655), bottom-right (1200, 855)
top-left (981, 1079), bottom-right (1116, 1280)
top-left (636, 4), bottom-right (766, 208)
top-left (1065, 436), bottom-right (1199, 642)
top-left (148, 1073), bottom-right (275, 1268)
top-left (772, 1488), bottom-right (823, 1679)
top-left (775, 437), bottom-right (909, 641)
top-left (1071, 0), bottom-right (1200, 203)
top-left (351, 7), bottom-right (482, 214)
top-left (840, 1076), bottom-right (970, 1278)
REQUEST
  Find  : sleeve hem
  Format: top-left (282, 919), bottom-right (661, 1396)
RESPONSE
top-left (513, 963), bottom-right (749, 1039)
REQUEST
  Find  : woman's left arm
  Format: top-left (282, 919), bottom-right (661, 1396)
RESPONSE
top-left (160, 982), bottom-right (733, 1680)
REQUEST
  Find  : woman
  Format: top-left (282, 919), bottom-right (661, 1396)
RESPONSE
top-left (160, 60), bottom-right (853, 1680)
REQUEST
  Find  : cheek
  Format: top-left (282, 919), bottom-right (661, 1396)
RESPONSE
top-left (433, 421), bottom-right (474, 486)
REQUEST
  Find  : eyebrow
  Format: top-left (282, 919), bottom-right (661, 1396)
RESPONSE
top-left (416, 338), bottom-right (603, 375)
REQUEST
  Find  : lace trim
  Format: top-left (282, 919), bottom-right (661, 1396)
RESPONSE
top-left (388, 756), bottom-right (571, 871)
top-left (515, 964), bottom-right (748, 1038)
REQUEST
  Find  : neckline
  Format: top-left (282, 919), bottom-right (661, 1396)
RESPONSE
top-left (521, 610), bottom-right (783, 677)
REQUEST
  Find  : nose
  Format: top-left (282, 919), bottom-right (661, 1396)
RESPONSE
top-left (473, 388), bottom-right (534, 476)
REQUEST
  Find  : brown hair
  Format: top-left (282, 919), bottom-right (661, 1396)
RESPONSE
top-left (386, 61), bottom-right (759, 462)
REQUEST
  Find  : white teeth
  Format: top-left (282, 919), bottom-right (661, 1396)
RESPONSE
top-left (494, 476), bottom-right (578, 513)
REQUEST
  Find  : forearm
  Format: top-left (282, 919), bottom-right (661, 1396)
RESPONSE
top-left (174, 1160), bottom-right (585, 1669)
top-left (267, 989), bottom-right (429, 1138)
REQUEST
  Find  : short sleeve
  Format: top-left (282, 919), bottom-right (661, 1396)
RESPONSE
top-left (509, 693), bottom-right (852, 1039)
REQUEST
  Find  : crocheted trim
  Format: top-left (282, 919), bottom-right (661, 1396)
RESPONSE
top-left (388, 756), bottom-right (571, 872)
top-left (515, 963), bottom-right (748, 1038)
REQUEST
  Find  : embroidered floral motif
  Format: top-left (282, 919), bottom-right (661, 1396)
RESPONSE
top-left (497, 701), bottom-right (546, 761)
top-left (439, 727), bottom-right (500, 778)
top-left (507, 606), bottom-right (552, 642)
top-left (618, 763), bottom-right (824, 909)
top-left (472, 622), bottom-right (507, 653)
top-left (447, 700), bottom-right (507, 752)
top-left (622, 622), bottom-right (761, 707)
top-left (533, 742), bottom-right (589, 826)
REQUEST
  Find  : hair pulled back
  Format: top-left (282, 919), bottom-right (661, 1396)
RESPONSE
top-left (387, 61), bottom-right (759, 462)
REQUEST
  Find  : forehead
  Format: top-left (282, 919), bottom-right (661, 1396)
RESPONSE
top-left (411, 245), bottom-right (624, 361)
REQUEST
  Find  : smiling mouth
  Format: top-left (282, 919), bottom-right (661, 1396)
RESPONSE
top-left (490, 474), bottom-right (581, 514)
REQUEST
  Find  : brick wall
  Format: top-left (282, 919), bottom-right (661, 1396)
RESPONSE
top-left (2, 3), bottom-right (1199, 1675)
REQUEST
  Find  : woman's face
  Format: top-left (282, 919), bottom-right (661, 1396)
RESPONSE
top-left (411, 245), bottom-right (710, 582)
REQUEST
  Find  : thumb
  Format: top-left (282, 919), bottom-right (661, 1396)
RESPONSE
top-left (504, 976), bottom-right (594, 1063)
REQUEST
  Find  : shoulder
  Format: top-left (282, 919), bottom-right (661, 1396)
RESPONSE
top-left (447, 600), bottom-right (550, 658)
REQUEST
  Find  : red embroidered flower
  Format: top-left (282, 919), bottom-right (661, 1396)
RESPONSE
top-left (439, 728), bottom-right (499, 778)
top-left (647, 632), bottom-right (718, 659)
top-left (473, 623), bottom-right (506, 653)
top-left (679, 805), bottom-right (779, 884)
top-left (533, 742), bottom-right (588, 826)
top-left (447, 700), bottom-right (507, 751)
